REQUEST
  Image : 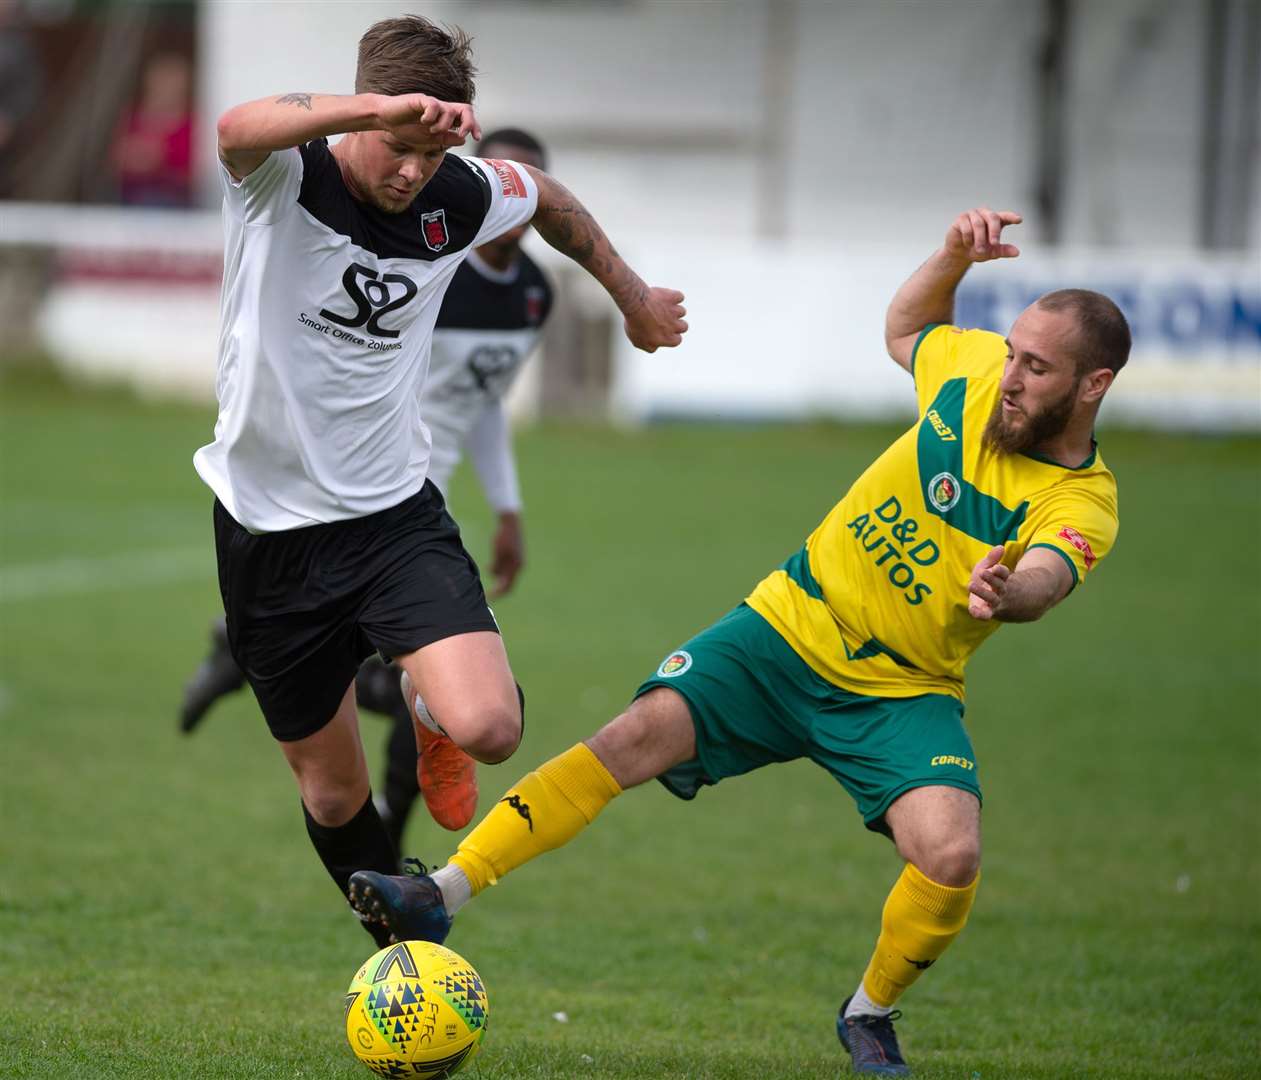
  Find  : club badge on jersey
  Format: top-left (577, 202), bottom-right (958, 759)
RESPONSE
top-left (421, 209), bottom-right (450, 252)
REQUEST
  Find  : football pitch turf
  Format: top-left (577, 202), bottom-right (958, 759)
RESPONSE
top-left (1, 369), bottom-right (1258, 1079)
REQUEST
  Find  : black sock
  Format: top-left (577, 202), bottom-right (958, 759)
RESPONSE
top-left (303, 792), bottom-right (399, 894)
top-left (383, 711), bottom-right (421, 830)
top-left (303, 793), bottom-right (398, 946)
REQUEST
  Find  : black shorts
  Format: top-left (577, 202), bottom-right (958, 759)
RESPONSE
top-left (213, 482), bottom-right (497, 742)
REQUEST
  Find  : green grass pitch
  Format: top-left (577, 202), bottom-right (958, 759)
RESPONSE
top-left (1, 369), bottom-right (1258, 1078)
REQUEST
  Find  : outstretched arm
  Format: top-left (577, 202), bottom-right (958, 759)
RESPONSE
top-left (967, 545), bottom-right (1073, 623)
top-left (216, 92), bottom-right (479, 180)
top-left (885, 207), bottom-right (1023, 372)
top-left (523, 165), bottom-right (688, 353)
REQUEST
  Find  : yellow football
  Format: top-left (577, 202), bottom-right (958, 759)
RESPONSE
top-left (344, 940), bottom-right (489, 1079)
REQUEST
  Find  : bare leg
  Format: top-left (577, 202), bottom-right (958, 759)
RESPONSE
top-left (396, 631), bottom-right (522, 764)
top-left (586, 686), bottom-right (698, 789)
top-left (278, 682), bottom-right (370, 825)
top-left (884, 784), bottom-right (981, 886)
top-left (841, 784), bottom-right (982, 1056)
top-left (278, 682), bottom-right (398, 945)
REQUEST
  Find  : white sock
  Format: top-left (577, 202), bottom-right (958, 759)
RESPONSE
top-left (845, 982), bottom-right (894, 1019)
top-left (400, 671), bottom-right (445, 736)
top-left (431, 863), bottom-right (472, 916)
top-left (373, 793), bottom-right (392, 822)
top-left (413, 692), bottom-right (446, 736)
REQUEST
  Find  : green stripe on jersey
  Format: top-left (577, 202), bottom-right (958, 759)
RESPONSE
top-left (780, 545), bottom-right (824, 599)
top-left (781, 548), bottom-right (915, 669)
top-left (918, 378), bottom-right (1029, 546)
top-left (844, 635), bottom-right (915, 669)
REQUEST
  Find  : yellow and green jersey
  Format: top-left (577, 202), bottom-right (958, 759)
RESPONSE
top-left (747, 324), bottom-right (1119, 702)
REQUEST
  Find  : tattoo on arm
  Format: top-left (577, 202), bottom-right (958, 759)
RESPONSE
top-left (539, 203), bottom-right (596, 264)
top-left (531, 172), bottom-right (647, 313)
top-left (275, 92), bottom-right (313, 110)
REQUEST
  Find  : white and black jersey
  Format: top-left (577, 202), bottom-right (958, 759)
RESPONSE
top-left (423, 248), bottom-right (553, 512)
top-left (194, 140), bottom-right (539, 532)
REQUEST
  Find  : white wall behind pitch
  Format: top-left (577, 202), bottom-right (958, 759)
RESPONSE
top-left (786, 0), bottom-right (1041, 246)
top-left (1062, 0), bottom-right (1205, 250)
top-left (199, 1), bottom-right (1239, 253)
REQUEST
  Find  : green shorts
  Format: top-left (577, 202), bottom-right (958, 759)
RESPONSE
top-left (635, 604), bottom-right (981, 832)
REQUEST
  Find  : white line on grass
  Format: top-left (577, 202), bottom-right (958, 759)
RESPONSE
top-left (0, 547), bottom-right (212, 602)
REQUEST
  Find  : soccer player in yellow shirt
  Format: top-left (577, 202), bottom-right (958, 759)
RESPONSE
top-left (350, 206), bottom-right (1129, 1075)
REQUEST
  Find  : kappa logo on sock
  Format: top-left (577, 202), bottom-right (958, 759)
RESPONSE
top-left (500, 793), bottom-right (534, 832)
top-left (903, 956), bottom-right (935, 970)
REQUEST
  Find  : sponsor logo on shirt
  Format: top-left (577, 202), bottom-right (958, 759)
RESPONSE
top-left (421, 208), bottom-right (450, 252)
top-left (926, 409), bottom-right (958, 442)
top-left (1057, 526), bottom-right (1096, 570)
top-left (464, 345), bottom-right (522, 394)
top-left (845, 495), bottom-right (940, 607)
top-left (657, 651), bottom-right (692, 677)
top-left (298, 311), bottom-right (403, 351)
top-left (927, 472), bottom-right (962, 512)
top-left (484, 159), bottom-right (527, 198)
top-left (930, 754), bottom-right (975, 770)
top-left (317, 263), bottom-right (418, 340)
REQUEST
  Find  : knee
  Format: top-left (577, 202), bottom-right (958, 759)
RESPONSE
top-left (914, 837), bottom-right (981, 888)
top-left (452, 699), bottom-right (522, 764)
top-left (288, 748), bottom-right (370, 827)
top-left (302, 781), bottom-right (369, 828)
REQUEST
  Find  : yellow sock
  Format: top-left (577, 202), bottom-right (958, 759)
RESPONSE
top-left (450, 742), bottom-right (622, 895)
top-left (861, 862), bottom-right (979, 1007)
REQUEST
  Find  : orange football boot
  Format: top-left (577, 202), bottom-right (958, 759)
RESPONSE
top-left (400, 671), bottom-right (478, 831)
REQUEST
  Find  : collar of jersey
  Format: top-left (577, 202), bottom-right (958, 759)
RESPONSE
top-left (465, 248), bottom-right (521, 285)
top-left (1020, 439), bottom-right (1099, 471)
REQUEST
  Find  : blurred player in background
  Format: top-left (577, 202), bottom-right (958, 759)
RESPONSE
top-left (199, 15), bottom-right (686, 949)
top-left (180, 126), bottom-right (554, 853)
top-left (349, 207), bottom-right (1128, 1075)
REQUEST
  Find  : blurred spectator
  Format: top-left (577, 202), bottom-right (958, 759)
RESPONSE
top-left (110, 51), bottom-right (193, 207)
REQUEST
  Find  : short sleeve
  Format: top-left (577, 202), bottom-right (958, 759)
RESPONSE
top-left (913, 325), bottom-right (1007, 415)
top-left (1018, 479), bottom-right (1119, 588)
top-left (464, 157), bottom-right (538, 246)
top-left (218, 147), bottom-right (303, 225)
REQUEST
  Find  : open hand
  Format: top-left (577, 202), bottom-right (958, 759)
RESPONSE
top-left (968, 545), bottom-right (1010, 620)
top-left (945, 207), bottom-right (1022, 263)
top-left (624, 287), bottom-right (687, 353)
top-left (377, 93), bottom-right (481, 146)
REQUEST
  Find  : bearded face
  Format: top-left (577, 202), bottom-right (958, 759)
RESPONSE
top-left (984, 304), bottom-right (1096, 456)
top-left (982, 374), bottom-right (1080, 455)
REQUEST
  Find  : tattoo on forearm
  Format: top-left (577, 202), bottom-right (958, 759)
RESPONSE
top-left (276, 93), bottom-right (313, 110)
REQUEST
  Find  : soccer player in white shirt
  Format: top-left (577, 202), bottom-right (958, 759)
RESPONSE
top-left (182, 126), bottom-right (556, 856)
top-left (198, 17), bottom-right (686, 947)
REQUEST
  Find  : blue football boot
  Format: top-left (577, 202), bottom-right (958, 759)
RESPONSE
top-left (348, 858), bottom-right (452, 945)
top-left (837, 996), bottom-right (911, 1075)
